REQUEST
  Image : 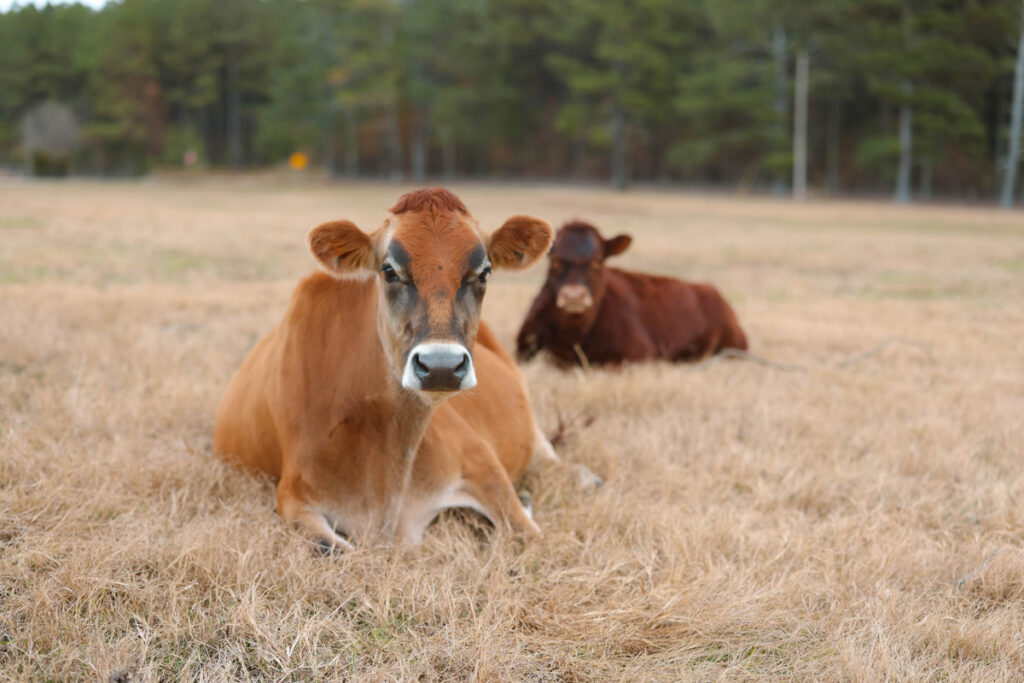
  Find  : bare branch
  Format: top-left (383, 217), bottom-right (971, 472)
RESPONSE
top-left (834, 337), bottom-right (934, 369)
top-left (956, 548), bottom-right (1000, 591)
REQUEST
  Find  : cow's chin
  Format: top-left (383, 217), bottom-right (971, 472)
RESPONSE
top-left (402, 377), bottom-right (477, 397)
top-left (556, 303), bottom-right (592, 316)
top-left (411, 386), bottom-right (468, 406)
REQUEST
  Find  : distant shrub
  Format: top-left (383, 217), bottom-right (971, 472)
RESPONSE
top-left (21, 101), bottom-right (79, 177)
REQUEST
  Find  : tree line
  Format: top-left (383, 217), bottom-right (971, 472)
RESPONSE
top-left (1, 0), bottom-right (1023, 204)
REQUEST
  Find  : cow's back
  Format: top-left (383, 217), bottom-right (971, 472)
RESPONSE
top-left (623, 270), bottom-right (708, 358)
top-left (599, 268), bottom-right (746, 360)
top-left (691, 282), bottom-right (747, 352)
top-left (214, 272), bottom-right (379, 478)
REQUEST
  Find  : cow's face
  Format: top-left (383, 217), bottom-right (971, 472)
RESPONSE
top-left (545, 221), bottom-right (632, 320)
top-left (309, 188), bottom-right (551, 396)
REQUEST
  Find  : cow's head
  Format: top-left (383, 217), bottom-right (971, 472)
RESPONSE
top-left (308, 188), bottom-right (551, 396)
top-left (544, 221), bottom-right (631, 323)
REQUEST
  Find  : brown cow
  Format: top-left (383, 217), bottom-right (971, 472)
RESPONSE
top-left (215, 188), bottom-right (570, 550)
top-left (516, 220), bottom-right (747, 367)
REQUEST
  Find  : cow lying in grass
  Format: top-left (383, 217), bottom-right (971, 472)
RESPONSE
top-left (516, 220), bottom-right (748, 367)
top-left (215, 188), bottom-right (572, 550)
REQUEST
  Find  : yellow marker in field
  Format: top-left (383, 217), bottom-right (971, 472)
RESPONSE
top-left (289, 152), bottom-right (309, 170)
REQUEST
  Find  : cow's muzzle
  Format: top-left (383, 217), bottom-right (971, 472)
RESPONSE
top-left (402, 343), bottom-right (476, 393)
top-left (556, 285), bottom-right (594, 314)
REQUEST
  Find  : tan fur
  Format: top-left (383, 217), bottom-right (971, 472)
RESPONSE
top-left (307, 219), bottom-right (376, 277)
top-left (214, 190), bottom-right (552, 547)
top-left (489, 215), bottom-right (558, 270)
top-left (389, 187), bottom-right (469, 215)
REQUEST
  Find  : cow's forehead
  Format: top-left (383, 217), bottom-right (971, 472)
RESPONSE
top-left (554, 227), bottom-right (602, 261)
top-left (385, 211), bottom-right (486, 281)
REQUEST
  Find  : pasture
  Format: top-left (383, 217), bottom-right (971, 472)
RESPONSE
top-left (1, 178), bottom-right (1022, 680)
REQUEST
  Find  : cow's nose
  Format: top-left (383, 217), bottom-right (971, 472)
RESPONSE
top-left (557, 285), bottom-right (593, 313)
top-left (412, 348), bottom-right (469, 380)
top-left (404, 343), bottom-right (476, 392)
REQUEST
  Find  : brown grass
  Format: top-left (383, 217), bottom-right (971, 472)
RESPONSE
top-left (1, 177), bottom-right (1022, 680)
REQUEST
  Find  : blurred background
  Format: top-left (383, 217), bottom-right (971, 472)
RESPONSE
top-left (1, 0), bottom-right (1023, 205)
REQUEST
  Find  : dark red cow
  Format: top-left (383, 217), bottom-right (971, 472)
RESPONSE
top-left (516, 221), bottom-right (748, 367)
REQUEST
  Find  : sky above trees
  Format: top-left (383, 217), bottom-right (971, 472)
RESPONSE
top-left (0, 0), bottom-right (105, 10)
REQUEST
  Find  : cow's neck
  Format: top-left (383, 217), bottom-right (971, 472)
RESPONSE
top-left (368, 286), bottom-right (439, 531)
top-left (386, 385), bottom-right (434, 530)
top-left (386, 382), bottom-right (435, 456)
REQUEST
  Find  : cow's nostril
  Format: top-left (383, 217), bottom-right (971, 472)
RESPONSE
top-left (412, 353), bottom-right (430, 378)
top-left (453, 353), bottom-right (469, 378)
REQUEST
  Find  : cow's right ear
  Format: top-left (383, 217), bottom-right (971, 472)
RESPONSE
top-left (488, 215), bottom-right (553, 271)
top-left (603, 234), bottom-right (632, 259)
top-left (308, 220), bottom-right (376, 279)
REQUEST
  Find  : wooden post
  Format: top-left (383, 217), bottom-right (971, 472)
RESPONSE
top-left (773, 24), bottom-right (788, 196)
top-left (894, 83), bottom-right (913, 204)
top-left (1000, 0), bottom-right (1024, 208)
top-left (793, 51), bottom-right (809, 201)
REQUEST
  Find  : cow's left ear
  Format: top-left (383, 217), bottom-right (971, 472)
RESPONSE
top-left (488, 216), bottom-right (553, 270)
top-left (308, 220), bottom-right (376, 279)
top-left (603, 234), bottom-right (632, 259)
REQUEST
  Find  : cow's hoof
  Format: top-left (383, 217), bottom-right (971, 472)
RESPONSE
top-left (517, 490), bottom-right (534, 519)
top-left (573, 464), bottom-right (603, 491)
top-left (316, 537), bottom-right (351, 555)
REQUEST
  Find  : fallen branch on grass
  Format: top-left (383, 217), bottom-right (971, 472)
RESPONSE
top-left (833, 336), bottom-right (934, 368)
top-left (571, 343), bottom-right (592, 372)
top-left (693, 348), bottom-right (807, 372)
top-left (693, 336), bottom-right (935, 373)
top-left (548, 409), bottom-right (596, 449)
top-left (955, 548), bottom-right (1000, 591)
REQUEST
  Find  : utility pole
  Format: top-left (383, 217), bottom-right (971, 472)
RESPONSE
top-left (894, 3), bottom-right (914, 203)
top-left (894, 81), bottom-right (914, 203)
top-left (793, 51), bottom-right (809, 201)
top-left (773, 24), bottom-right (788, 196)
top-left (226, 41), bottom-right (242, 167)
top-left (610, 60), bottom-right (628, 191)
top-left (1000, 0), bottom-right (1024, 208)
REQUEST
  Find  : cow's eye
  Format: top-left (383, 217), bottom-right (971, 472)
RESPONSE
top-left (477, 266), bottom-right (492, 284)
top-left (381, 263), bottom-right (400, 283)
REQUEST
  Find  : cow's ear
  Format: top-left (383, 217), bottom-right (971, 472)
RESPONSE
top-left (308, 220), bottom-right (376, 279)
top-left (603, 234), bottom-right (632, 259)
top-left (488, 215), bottom-right (553, 270)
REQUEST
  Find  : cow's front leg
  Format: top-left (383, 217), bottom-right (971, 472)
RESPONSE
top-left (277, 478), bottom-right (354, 553)
top-left (460, 444), bottom-right (541, 538)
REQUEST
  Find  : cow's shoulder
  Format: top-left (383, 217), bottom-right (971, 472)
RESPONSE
top-left (275, 272), bottom-right (380, 409)
top-left (603, 267), bottom-right (678, 305)
top-left (474, 320), bottom-right (517, 368)
top-left (284, 271), bottom-right (376, 327)
top-left (617, 269), bottom-right (699, 302)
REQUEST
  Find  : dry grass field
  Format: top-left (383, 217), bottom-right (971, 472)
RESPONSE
top-left (1, 176), bottom-right (1022, 680)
